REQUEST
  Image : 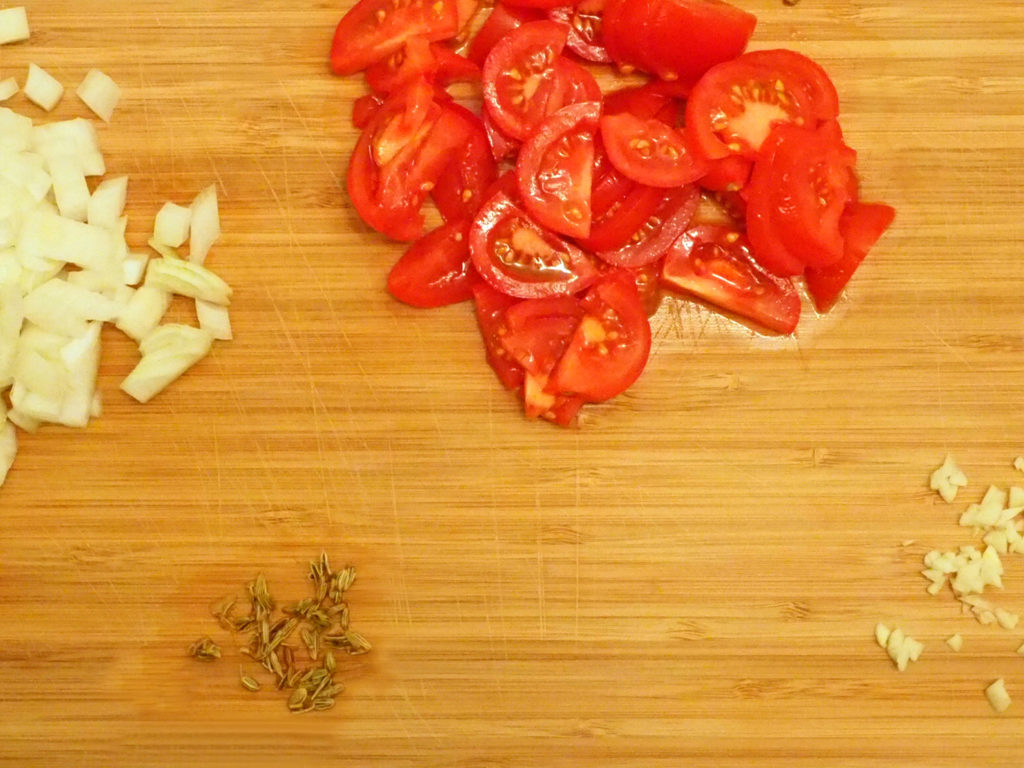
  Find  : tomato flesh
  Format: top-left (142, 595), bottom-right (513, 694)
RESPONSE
top-left (330, 0), bottom-right (460, 75)
top-left (482, 21), bottom-right (569, 141)
top-left (548, 5), bottom-right (611, 63)
top-left (470, 192), bottom-right (599, 298)
top-left (549, 271), bottom-right (652, 403)
top-left (387, 219), bottom-right (476, 307)
top-left (600, 112), bottom-right (707, 188)
top-left (593, 184), bottom-right (699, 268)
top-left (805, 201), bottom-right (895, 312)
top-left (467, 3), bottom-right (545, 66)
top-left (431, 102), bottom-right (498, 222)
top-left (500, 295), bottom-right (584, 375)
top-left (471, 282), bottom-right (526, 390)
top-left (516, 101), bottom-right (600, 239)
top-left (662, 224), bottom-right (801, 334)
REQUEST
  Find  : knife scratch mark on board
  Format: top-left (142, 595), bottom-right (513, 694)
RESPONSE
top-left (388, 446), bottom-right (412, 625)
top-left (175, 96), bottom-right (226, 194)
top-left (278, 81), bottom-right (342, 187)
top-left (923, 320), bottom-right (976, 371)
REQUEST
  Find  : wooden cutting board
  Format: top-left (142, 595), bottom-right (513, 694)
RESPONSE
top-left (2, 1), bottom-right (1024, 765)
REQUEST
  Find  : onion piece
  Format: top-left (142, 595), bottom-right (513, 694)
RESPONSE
top-left (0, 107), bottom-right (33, 152)
top-left (195, 298), bottom-right (232, 341)
top-left (189, 184), bottom-right (220, 264)
top-left (153, 201), bottom-right (191, 247)
top-left (145, 257), bottom-right (232, 305)
top-left (0, 78), bottom-right (18, 102)
top-left (33, 119), bottom-right (104, 176)
top-left (121, 324), bottom-right (213, 404)
top-left (48, 154), bottom-right (90, 221)
top-left (23, 63), bottom-right (63, 112)
top-left (17, 206), bottom-right (115, 272)
top-left (0, 7), bottom-right (29, 46)
top-left (986, 679), bottom-right (1012, 713)
top-left (75, 69), bottom-right (120, 123)
top-left (115, 284), bottom-right (171, 342)
top-left (87, 175), bottom-right (128, 229)
top-left (0, 418), bottom-right (15, 484)
top-left (122, 252), bottom-right (149, 286)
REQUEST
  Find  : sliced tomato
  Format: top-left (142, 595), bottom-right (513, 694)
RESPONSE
top-left (387, 220), bottom-right (476, 308)
top-left (330, 0), bottom-right (460, 75)
top-left (690, 189), bottom-right (746, 228)
top-left (516, 101), bottom-right (600, 239)
top-left (471, 282), bottom-right (526, 390)
top-left (581, 182), bottom-right (664, 252)
top-left (604, 262), bottom-right (663, 317)
top-left (348, 84), bottom-right (470, 242)
top-left (483, 109), bottom-right (522, 161)
top-left (468, 3), bottom-right (545, 66)
top-left (741, 49), bottom-right (840, 124)
top-left (522, 372), bottom-right (585, 424)
top-left (504, 0), bottom-right (564, 9)
top-left (352, 93), bottom-right (385, 130)
top-left (603, 85), bottom-right (674, 122)
top-left (699, 155), bottom-right (751, 193)
top-left (431, 103), bottom-right (498, 222)
top-left (365, 36), bottom-right (437, 94)
top-left (553, 57), bottom-right (603, 105)
top-left (432, 44), bottom-right (482, 84)
top-left (482, 21), bottom-right (569, 141)
top-left (548, 5), bottom-right (611, 63)
top-left (600, 111), bottom-right (707, 188)
top-left (748, 120), bottom-right (857, 270)
top-left (470, 192), bottom-right (599, 298)
top-left (593, 184), bottom-right (699, 268)
top-left (685, 48), bottom-right (838, 162)
top-left (603, 0), bottom-right (755, 82)
top-left (500, 295), bottom-right (584, 375)
top-left (589, 152), bottom-right (637, 219)
top-left (662, 225), bottom-right (801, 334)
top-left (805, 202), bottom-right (895, 313)
top-left (549, 271), bottom-right (652, 402)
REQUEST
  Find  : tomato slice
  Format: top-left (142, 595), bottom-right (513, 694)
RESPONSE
top-left (685, 49), bottom-right (834, 161)
top-left (470, 192), bottom-right (599, 298)
top-left (603, 85), bottom-right (674, 122)
top-left (387, 220), bottom-right (476, 308)
top-left (752, 120), bottom-right (858, 269)
top-left (549, 271), bottom-right (652, 403)
top-left (548, 5), bottom-right (611, 63)
top-left (698, 155), bottom-right (751, 193)
top-left (662, 224), bottom-right (801, 334)
top-left (805, 201), bottom-right (895, 313)
top-left (471, 282), bottom-right (526, 390)
top-left (483, 109), bottom-right (522, 161)
top-left (330, 0), bottom-right (460, 75)
top-left (504, 0), bottom-right (564, 9)
top-left (365, 36), bottom-right (436, 94)
top-left (603, 0), bottom-right (755, 82)
top-left (593, 184), bottom-right (699, 268)
top-left (432, 44), bottom-right (482, 85)
top-left (500, 295), bottom-right (584, 375)
top-left (600, 112), bottom-right (707, 188)
top-left (516, 101), bottom-right (600, 240)
top-left (552, 57), bottom-right (603, 106)
top-left (467, 3), bottom-right (545, 66)
top-left (431, 102), bottom-right (498, 222)
top-left (482, 21), bottom-right (569, 141)
top-left (351, 93), bottom-right (385, 130)
top-left (580, 182), bottom-right (664, 252)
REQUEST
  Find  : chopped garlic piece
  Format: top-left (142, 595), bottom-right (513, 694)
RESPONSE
top-left (931, 454), bottom-right (968, 502)
top-left (1016, 642), bottom-right (1024, 656)
top-left (995, 608), bottom-right (1019, 630)
top-left (1015, 457), bottom-right (1024, 473)
top-left (946, 634), bottom-right (963, 652)
top-left (878, 624), bottom-right (922, 671)
top-left (875, 623), bottom-right (891, 648)
top-left (986, 679), bottom-right (1012, 713)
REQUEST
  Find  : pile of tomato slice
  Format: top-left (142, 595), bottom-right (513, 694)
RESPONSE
top-left (330, 0), bottom-right (896, 427)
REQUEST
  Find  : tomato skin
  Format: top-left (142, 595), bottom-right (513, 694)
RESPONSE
top-left (698, 155), bottom-right (751, 193)
top-left (468, 3), bottom-right (545, 66)
top-left (431, 102), bottom-right (499, 222)
top-left (483, 110), bottom-right (522, 161)
top-left (603, 0), bottom-right (755, 82)
top-left (741, 49), bottom-right (840, 124)
top-left (387, 220), bottom-right (476, 308)
top-left (603, 85), bottom-right (674, 121)
top-left (600, 112), bottom-right (708, 188)
top-left (470, 192), bottom-right (599, 298)
top-left (579, 182), bottom-right (664, 252)
top-left (549, 271), bottom-right (652, 403)
top-left (330, 0), bottom-right (460, 75)
top-left (553, 57), bottom-right (603, 106)
top-left (352, 93), bottom-right (385, 130)
top-left (516, 101), bottom-right (600, 240)
top-left (661, 224), bottom-right (801, 334)
top-left (548, 5), bottom-right (611, 63)
top-left (482, 21), bottom-right (569, 141)
top-left (593, 184), bottom-right (699, 268)
top-left (471, 282), bottom-right (526, 390)
top-left (504, 0), bottom-right (564, 9)
top-left (805, 202), bottom-right (895, 313)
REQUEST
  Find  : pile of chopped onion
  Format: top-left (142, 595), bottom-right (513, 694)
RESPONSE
top-left (0, 9), bottom-right (233, 486)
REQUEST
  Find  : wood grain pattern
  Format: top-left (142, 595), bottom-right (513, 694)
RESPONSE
top-left (1, 1), bottom-right (1024, 765)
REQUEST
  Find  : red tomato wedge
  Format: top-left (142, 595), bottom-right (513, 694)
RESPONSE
top-left (387, 219), bottom-right (476, 307)
top-left (581, 182), bottom-right (664, 252)
top-left (516, 101), bottom-right (600, 239)
top-left (603, 0), bottom-right (755, 82)
top-left (548, 5), bottom-right (611, 63)
top-left (471, 282), bottom-right (526, 390)
top-left (593, 184), bottom-right (699, 268)
top-left (603, 84), bottom-right (675, 122)
top-left (483, 110), bottom-right (522, 161)
top-left (549, 271), bottom-right (652, 402)
top-left (600, 112), bottom-right (708, 188)
top-left (553, 57), bottom-right (603, 105)
top-left (482, 21), bottom-right (569, 141)
top-left (431, 102), bottom-right (498, 222)
top-left (685, 48), bottom-right (839, 161)
top-left (504, 0), bottom-right (564, 9)
top-left (470, 192), bottom-right (599, 298)
top-left (662, 224), bottom-right (801, 334)
top-left (467, 3), bottom-right (544, 66)
top-left (698, 155), bottom-right (751, 192)
top-left (805, 202), bottom-right (895, 313)
top-left (500, 295), bottom-right (584, 375)
top-left (330, 0), bottom-right (460, 75)
top-left (351, 93), bottom-right (385, 130)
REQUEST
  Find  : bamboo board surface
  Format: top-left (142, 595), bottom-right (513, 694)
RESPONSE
top-left (2, 1), bottom-right (1024, 765)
